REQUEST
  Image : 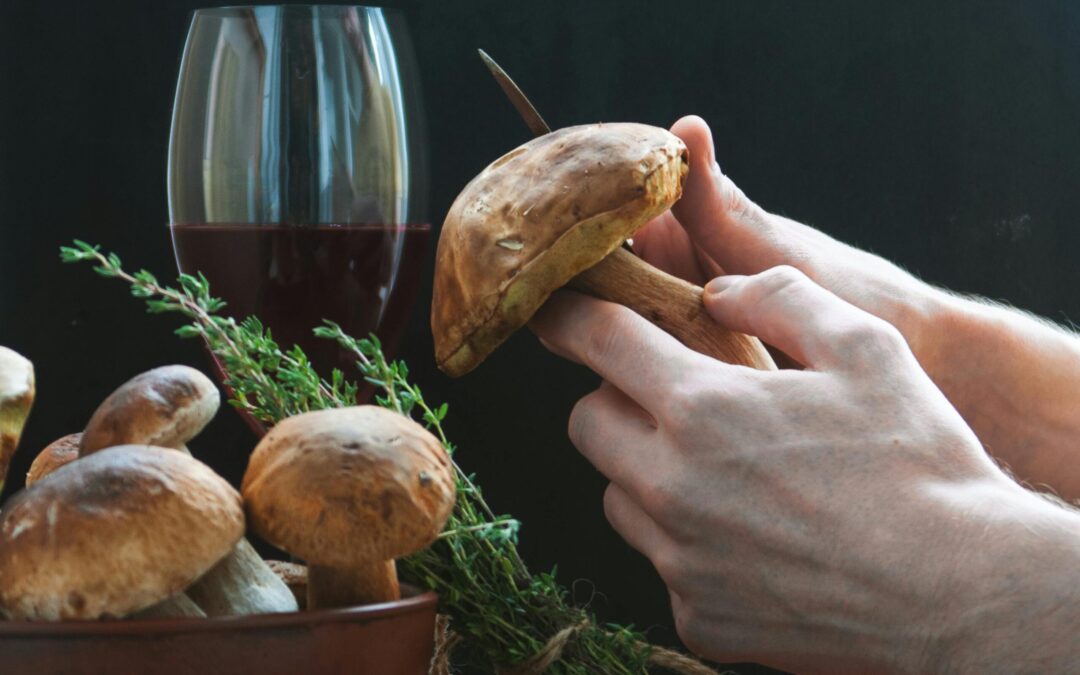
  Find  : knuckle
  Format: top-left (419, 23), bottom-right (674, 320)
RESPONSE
top-left (830, 317), bottom-right (906, 364)
top-left (720, 178), bottom-right (764, 227)
top-left (673, 604), bottom-right (708, 656)
top-left (641, 477), bottom-right (685, 524)
top-left (601, 484), bottom-right (620, 524)
top-left (741, 265), bottom-right (813, 317)
top-left (660, 380), bottom-right (708, 436)
top-left (583, 304), bottom-right (635, 369)
top-left (567, 395), bottom-right (597, 450)
top-left (660, 388), bottom-right (696, 434)
top-left (651, 546), bottom-right (684, 589)
top-left (756, 264), bottom-right (808, 295)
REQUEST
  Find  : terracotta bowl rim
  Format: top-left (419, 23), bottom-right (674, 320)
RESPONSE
top-left (0, 585), bottom-right (437, 637)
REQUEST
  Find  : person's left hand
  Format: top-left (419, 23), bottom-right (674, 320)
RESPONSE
top-left (529, 266), bottom-right (1045, 674)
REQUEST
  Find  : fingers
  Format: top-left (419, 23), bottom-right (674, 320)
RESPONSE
top-left (603, 482), bottom-right (669, 560)
top-left (632, 211), bottom-right (724, 284)
top-left (530, 291), bottom-right (701, 414)
top-left (632, 212), bottom-right (693, 276)
top-left (669, 115), bottom-right (779, 275)
top-left (568, 382), bottom-right (660, 494)
top-left (703, 267), bottom-right (908, 370)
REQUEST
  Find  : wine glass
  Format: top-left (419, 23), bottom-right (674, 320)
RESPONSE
top-left (167, 5), bottom-right (428, 423)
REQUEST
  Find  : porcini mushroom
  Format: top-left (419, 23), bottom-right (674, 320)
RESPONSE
top-left (242, 406), bottom-right (455, 608)
top-left (26, 433), bottom-right (81, 487)
top-left (81, 365), bottom-right (298, 616)
top-left (79, 365), bottom-right (219, 456)
top-left (23, 433), bottom-right (203, 618)
top-left (0, 346), bottom-right (35, 493)
top-left (432, 122), bottom-right (776, 376)
top-left (0, 444), bottom-right (244, 620)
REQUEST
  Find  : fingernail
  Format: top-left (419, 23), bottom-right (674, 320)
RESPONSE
top-left (704, 275), bottom-right (743, 295)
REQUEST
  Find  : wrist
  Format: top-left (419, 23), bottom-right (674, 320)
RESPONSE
top-left (848, 258), bottom-right (951, 372)
top-left (925, 480), bottom-right (1080, 673)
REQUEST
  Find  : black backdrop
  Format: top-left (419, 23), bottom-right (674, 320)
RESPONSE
top-left (3, 1), bottom-right (1080, 672)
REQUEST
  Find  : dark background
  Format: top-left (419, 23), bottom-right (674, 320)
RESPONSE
top-left (3, 1), bottom-right (1080, 672)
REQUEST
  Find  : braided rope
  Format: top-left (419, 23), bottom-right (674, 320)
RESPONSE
top-left (430, 615), bottom-right (722, 675)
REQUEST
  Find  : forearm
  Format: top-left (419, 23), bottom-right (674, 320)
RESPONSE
top-left (911, 291), bottom-right (1080, 501)
top-left (935, 482), bottom-right (1080, 673)
top-left (782, 220), bottom-right (1080, 501)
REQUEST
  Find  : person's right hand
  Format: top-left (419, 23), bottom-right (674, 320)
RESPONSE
top-left (635, 115), bottom-right (938, 359)
top-left (640, 115), bottom-right (1080, 501)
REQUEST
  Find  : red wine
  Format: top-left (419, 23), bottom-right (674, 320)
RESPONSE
top-left (170, 223), bottom-right (430, 380)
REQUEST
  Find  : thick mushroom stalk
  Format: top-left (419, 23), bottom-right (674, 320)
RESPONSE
top-left (81, 365), bottom-right (298, 616)
top-left (0, 445), bottom-right (244, 620)
top-left (0, 346), bottom-right (35, 493)
top-left (431, 123), bottom-right (775, 376)
top-left (242, 406), bottom-right (456, 609)
top-left (266, 560), bottom-right (308, 610)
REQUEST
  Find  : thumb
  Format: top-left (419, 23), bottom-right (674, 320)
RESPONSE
top-left (702, 267), bottom-right (908, 371)
top-left (670, 115), bottom-right (779, 275)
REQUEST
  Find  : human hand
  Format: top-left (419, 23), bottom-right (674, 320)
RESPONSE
top-left (634, 115), bottom-right (939, 357)
top-left (637, 115), bottom-right (1080, 502)
top-left (531, 267), bottom-right (1078, 673)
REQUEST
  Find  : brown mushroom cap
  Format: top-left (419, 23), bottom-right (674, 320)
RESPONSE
top-left (80, 365), bottom-right (219, 456)
top-left (26, 433), bottom-right (82, 487)
top-left (0, 444), bottom-right (244, 620)
top-left (242, 406), bottom-right (455, 567)
top-left (0, 346), bottom-right (35, 491)
top-left (431, 123), bottom-right (688, 376)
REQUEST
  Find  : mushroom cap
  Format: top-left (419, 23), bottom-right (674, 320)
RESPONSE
top-left (26, 433), bottom-right (82, 487)
top-left (0, 346), bottom-right (35, 491)
top-left (431, 123), bottom-right (688, 376)
top-left (80, 365), bottom-right (219, 456)
top-left (0, 444), bottom-right (244, 620)
top-left (242, 406), bottom-right (455, 567)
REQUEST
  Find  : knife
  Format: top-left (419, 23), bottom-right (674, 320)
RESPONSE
top-left (478, 49), bottom-right (551, 137)
top-left (478, 50), bottom-right (639, 252)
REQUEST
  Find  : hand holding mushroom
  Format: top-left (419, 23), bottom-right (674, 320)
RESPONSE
top-left (432, 123), bottom-right (776, 375)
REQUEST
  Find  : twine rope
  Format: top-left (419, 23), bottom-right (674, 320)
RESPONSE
top-left (429, 614), bottom-right (722, 675)
top-left (429, 614), bottom-right (461, 675)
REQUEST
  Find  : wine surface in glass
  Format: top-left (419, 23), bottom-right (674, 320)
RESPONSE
top-left (170, 223), bottom-right (429, 379)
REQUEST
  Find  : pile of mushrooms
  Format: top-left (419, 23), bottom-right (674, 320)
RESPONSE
top-left (0, 347), bottom-right (455, 621)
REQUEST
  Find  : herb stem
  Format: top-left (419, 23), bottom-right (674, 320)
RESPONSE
top-left (61, 240), bottom-right (710, 675)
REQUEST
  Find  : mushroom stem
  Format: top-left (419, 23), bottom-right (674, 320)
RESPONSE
top-left (266, 560), bottom-right (308, 610)
top-left (307, 560), bottom-right (399, 609)
top-left (569, 247), bottom-right (777, 369)
top-left (132, 593), bottom-right (207, 619)
top-left (0, 346), bottom-right (35, 493)
top-left (185, 538), bottom-right (298, 616)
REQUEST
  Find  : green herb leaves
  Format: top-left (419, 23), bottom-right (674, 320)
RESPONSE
top-left (61, 241), bottom-right (699, 674)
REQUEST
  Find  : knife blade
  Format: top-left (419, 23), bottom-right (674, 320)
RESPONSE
top-left (477, 51), bottom-right (637, 252)
top-left (478, 49), bottom-right (551, 137)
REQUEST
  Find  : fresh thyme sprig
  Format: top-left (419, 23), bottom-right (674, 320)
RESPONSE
top-left (60, 240), bottom-right (710, 674)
